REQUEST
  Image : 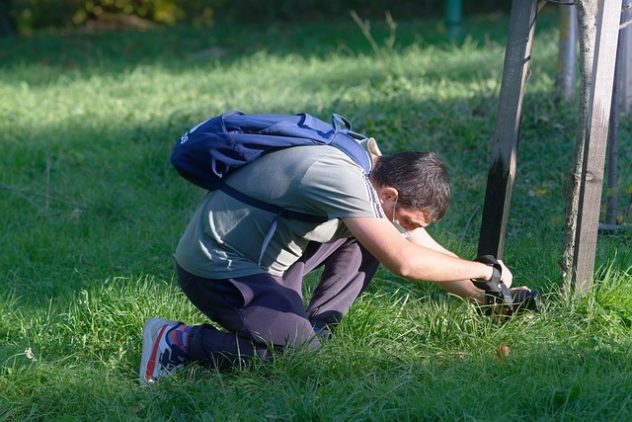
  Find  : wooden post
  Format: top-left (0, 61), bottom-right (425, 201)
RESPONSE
top-left (561, 0), bottom-right (598, 285)
top-left (571, 0), bottom-right (621, 294)
top-left (556, 4), bottom-right (578, 102)
top-left (605, 0), bottom-right (631, 227)
top-left (605, 55), bottom-right (619, 227)
top-left (622, 1), bottom-right (632, 113)
top-left (477, 0), bottom-right (538, 259)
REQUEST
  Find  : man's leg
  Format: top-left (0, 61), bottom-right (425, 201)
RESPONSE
top-left (282, 238), bottom-right (380, 330)
top-left (140, 267), bottom-right (280, 383)
top-left (177, 264), bottom-right (319, 369)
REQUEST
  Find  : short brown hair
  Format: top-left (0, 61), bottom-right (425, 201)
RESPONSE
top-left (371, 152), bottom-right (451, 223)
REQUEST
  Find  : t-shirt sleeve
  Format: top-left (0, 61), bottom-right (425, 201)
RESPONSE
top-left (298, 154), bottom-right (385, 220)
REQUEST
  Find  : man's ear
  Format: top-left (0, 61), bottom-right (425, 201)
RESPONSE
top-left (379, 186), bottom-right (398, 202)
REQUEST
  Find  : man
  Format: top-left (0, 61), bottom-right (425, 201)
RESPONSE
top-left (140, 136), bottom-right (514, 384)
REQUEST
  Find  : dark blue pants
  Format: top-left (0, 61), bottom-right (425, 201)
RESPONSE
top-left (177, 237), bottom-right (379, 370)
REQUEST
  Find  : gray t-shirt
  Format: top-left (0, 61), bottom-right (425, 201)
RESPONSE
top-left (175, 142), bottom-right (385, 279)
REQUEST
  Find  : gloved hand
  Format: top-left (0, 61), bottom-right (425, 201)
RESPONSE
top-left (471, 255), bottom-right (541, 317)
top-left (472, 255), bottom-right (513, 309)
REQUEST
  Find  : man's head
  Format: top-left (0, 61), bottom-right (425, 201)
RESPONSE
top-left (371, 151), bottom-right (451, 228)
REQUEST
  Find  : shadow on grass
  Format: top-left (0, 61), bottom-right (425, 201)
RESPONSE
top-left (0, 12), bottom-right (564, 86)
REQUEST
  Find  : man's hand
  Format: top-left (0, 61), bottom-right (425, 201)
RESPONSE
top-left (497, 260), bottom-right (513, 288)
top-left (471, 255), bottom-right (513, 307)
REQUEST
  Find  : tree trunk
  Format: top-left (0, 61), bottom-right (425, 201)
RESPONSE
top-left (560, 0), bottom-right (597, 287)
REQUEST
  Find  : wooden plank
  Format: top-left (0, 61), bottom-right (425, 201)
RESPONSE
top-left (622, 3), bottom-right (632, 112)
top-left (572, 0), bottom-right (621, 294)
top-left (560, 0), bottom-right (599, 286)
top-left (477, 0), bottom-right (538, 259)
top-left (556, 4), bottom-right (578, 102)
top-left (606, 54), bottom-right (619, 226)
top-left (605, 5), bottom-right (629, 226)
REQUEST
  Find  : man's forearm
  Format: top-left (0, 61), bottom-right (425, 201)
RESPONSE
top-left (435, 279), bottom-right (485, 304)
top-left (345, 217), bottom-right (494, 283)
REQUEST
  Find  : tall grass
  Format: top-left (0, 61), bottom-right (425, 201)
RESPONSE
top-left (1, 11), bottom-right (631, 421)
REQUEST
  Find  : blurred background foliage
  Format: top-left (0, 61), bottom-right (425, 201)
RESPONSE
top-left (1, 0), bottom-right (510, 35)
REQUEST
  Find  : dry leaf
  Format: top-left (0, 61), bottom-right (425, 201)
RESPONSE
top-left (496, 343), bottom-right (511, 364)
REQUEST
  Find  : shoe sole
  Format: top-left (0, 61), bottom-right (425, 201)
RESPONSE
top-left (139, 317), bottom-right (173, 385)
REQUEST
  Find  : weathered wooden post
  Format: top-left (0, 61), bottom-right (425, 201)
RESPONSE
top-left (556, 3), bottom-right (578, 102)
top-left (622, 4), bottom-right (632, 113)
top-left (605, 56), bottom-right (620, 228)
top-left (477, 0), bottom-right (539, 259)
top-left (570, 0), bottom-right (621, 294)
top-left (604, 0), bottom-right (631, 228)
top-left (561, 1), bottom-right (597, 285)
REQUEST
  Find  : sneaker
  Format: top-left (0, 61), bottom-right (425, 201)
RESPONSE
top-left (139, 317), bottom-right (188, 385)
top-left (313, 325), bottom-right (332, 341)
top-left (312, 321), bottom-right (333, 341)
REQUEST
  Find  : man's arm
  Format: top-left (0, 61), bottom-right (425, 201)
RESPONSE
top-left (406, 227), bottom-right (487, 302)
top-left (406, 227), bottom-right (457, 257)
top-left (343, 216), bottom-right (496, 283)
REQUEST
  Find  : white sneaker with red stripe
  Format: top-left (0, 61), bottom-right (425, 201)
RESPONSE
top-left (139, 317), bottom-right (188, 385)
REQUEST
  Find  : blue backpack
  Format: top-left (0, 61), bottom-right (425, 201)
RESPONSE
top-left (171, 110), bottom-right (370, 190)
top-left (171, 110), bottom-right (372, 264)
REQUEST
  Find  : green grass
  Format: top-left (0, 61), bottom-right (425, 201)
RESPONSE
top-left (1, 11), bottom-right (631, 421)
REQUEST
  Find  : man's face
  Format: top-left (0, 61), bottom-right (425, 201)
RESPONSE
top-left (390, 204), bottom-right (431, 232)
top-left (381, 194), bottom-right (430, 232)
top-left (376, 185), bottom-right (431, 232)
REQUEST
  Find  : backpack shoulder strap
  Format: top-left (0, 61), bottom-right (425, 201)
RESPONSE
top-left (217, 184), bottom-right (325, 224)
top-left (218, 183), bottom-right (326, 267)
top-left (329, 134), bottom-right (371, 174)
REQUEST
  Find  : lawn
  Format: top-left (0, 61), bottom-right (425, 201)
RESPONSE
top-left (1, 9), bottom-right (631, 421)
